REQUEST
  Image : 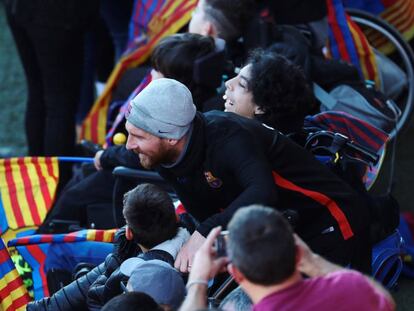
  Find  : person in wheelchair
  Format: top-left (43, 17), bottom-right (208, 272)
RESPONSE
top-left (38, 33), bottom-right (224, 233)
top-left (223, 49), bottom-right (318, 134)
top-left (28, 183), bottom-right (190, 311)
top-left (223, 48), bottom-right (398, 272)
top-left (124, 77), bottom-right (371, 274)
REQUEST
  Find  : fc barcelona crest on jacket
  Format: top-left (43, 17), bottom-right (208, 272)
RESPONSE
top-left (204, 171), bottom-right (223, 188)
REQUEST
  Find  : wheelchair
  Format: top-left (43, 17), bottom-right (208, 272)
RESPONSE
top-left (347, 8), bottom-right (414, 138)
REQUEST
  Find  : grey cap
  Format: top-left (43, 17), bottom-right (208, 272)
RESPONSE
top-left (126, 78), bottom-right (196, 139)
top-left (126, 259), bottom-right (185, 309)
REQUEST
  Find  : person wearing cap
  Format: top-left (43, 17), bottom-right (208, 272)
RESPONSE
top-left (119, 259), bottom-right (186, 310)
top-left (125, 78), bottom-right (370, 275)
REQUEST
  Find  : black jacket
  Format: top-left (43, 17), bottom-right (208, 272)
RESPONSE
top-left (157, 111), bottom-right (363, 242)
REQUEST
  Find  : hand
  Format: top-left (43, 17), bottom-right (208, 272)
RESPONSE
top-left (94, 150), bottom-right (104, 170)
top-left (174, 230), bottom-right (206, 273)
top-left (294, 234), bottom-right (318, 275)
top-left (187, 227), bottom-right (229, 283)
top-left (113, 227), bottom-right (140, 262)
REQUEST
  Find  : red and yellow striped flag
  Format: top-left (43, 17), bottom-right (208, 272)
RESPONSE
top-left (364, 0), bottom-right (414, 54)
top-left (0, 157), bottom-right (59, 237)
top-left (0, 239), bottom-right (31, 311)
top-left (81, 0), bottom-right (198, 144)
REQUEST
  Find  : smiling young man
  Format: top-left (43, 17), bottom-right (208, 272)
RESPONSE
top-left (125, 77), bottom-right (370, 274)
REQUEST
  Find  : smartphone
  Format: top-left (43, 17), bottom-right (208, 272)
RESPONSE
top-left (215, 230), bottom-right (229, 257)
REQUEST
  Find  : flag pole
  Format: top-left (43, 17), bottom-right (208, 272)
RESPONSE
top-left (57, 157), bottom-right (94, 163)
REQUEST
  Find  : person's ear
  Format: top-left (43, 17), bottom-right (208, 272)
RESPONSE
top-left (202, 21), bottom-right (217, 37)
top-left (125, 226), bottom-right (134, 241)
top-left (165, 138), bottom-right (179, 146)
top-left (228, 263), bottom-right (245, 284)
top-left (254, 105), bottom-right (265, 115)
top-left (295, 244), bottom-right (303, 267)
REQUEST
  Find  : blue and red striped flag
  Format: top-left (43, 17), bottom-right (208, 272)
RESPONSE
top-left (0, 239), bottom-right (31, 311)
top-left (126, 0), bottom-right (167, 54)
top-left (304, 111), bottom-right (389, 189)
top-left (326, 0), bottom-right (380, 85)
top-left (8, 229), bottom-right (116, 300)
top-left (81, 0), bottom-right (197, 144)
top-left (8, 229), bottom-right (117, 247)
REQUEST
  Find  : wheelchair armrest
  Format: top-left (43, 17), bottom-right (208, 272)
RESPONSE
top-left (112, 166), bottom-right (177, 200)
top-left (112, 166), bottom-right (164, 182)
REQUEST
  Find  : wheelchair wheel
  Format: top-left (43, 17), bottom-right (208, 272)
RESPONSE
top-left (347, 8), bottom-right (414, 138)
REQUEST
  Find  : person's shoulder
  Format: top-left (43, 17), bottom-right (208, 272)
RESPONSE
top-left (315, 270), bottom-right (394, 310)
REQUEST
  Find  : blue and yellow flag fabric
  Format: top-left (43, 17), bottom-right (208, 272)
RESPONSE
top-left (0, 239), bottom-right (31, 311)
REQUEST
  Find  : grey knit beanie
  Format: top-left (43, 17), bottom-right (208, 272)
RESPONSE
top-left (126, 78), bottom-right (196, 139)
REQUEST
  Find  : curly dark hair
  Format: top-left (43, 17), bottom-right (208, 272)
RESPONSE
top-left (247, 49), bottom-right (317, 134)
top-left (151, 33), bottom-right (216, 110)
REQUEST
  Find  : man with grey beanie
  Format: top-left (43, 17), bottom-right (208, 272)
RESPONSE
top-left (125, 78), bottom-right (369, 277)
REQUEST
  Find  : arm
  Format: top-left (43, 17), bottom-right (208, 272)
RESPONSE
top-left (179, 227), bottom-right (228, 311)
top-left (197, 134), bottom-right (278, 236)
top-left (97, 145), bottom-right (141, 169)
top-left (296, 234), bottom-right (395, 308)
top-left (176, 134), bottom-right (277, 272)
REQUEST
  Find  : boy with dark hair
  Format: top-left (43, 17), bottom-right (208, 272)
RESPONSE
top-left (122, 183), bottom-right (178, 249)
top-left (28, 183), bottom-right (190, 311)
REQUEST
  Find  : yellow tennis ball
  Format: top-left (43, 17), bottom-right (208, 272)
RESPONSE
top-left (113, 133), bottom-right (127, 145)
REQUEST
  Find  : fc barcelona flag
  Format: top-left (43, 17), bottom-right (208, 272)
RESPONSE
top-left (81, 0), bottom-right (198, 144)
top-left (0, 239), bottom-right (31, 311)
top-left (8, 229), bottom-right (117, 247)
top-left (326, 0), bottom-right (380, 85)
top-left (8, 229), bottom-right (117, 300)
top-left (0, 157), bottom-right (59, 238)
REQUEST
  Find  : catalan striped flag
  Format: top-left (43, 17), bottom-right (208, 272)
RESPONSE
top-left (0, 239), bottom-right (31, 311)
top-left (0, 157), bottom-right (59, 237)
top-left (326, 0), bottom-right (380, 85)
top-left (8, 229), bottom-right (117, 247)
top-left (81, 0), bottom-right (197, 144)
top-left (344, 0), bottom-right (414, 54)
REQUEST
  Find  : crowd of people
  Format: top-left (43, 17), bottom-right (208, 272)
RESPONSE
top-left (3, 0), bottom-right (403, 310)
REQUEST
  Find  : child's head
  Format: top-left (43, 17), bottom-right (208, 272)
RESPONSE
top-left (150, 33), bottom-right (218, 109)
top-left (224, 49), bottom-right (314, 134)
top-left (123, 183), bottom-right (177, 249)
